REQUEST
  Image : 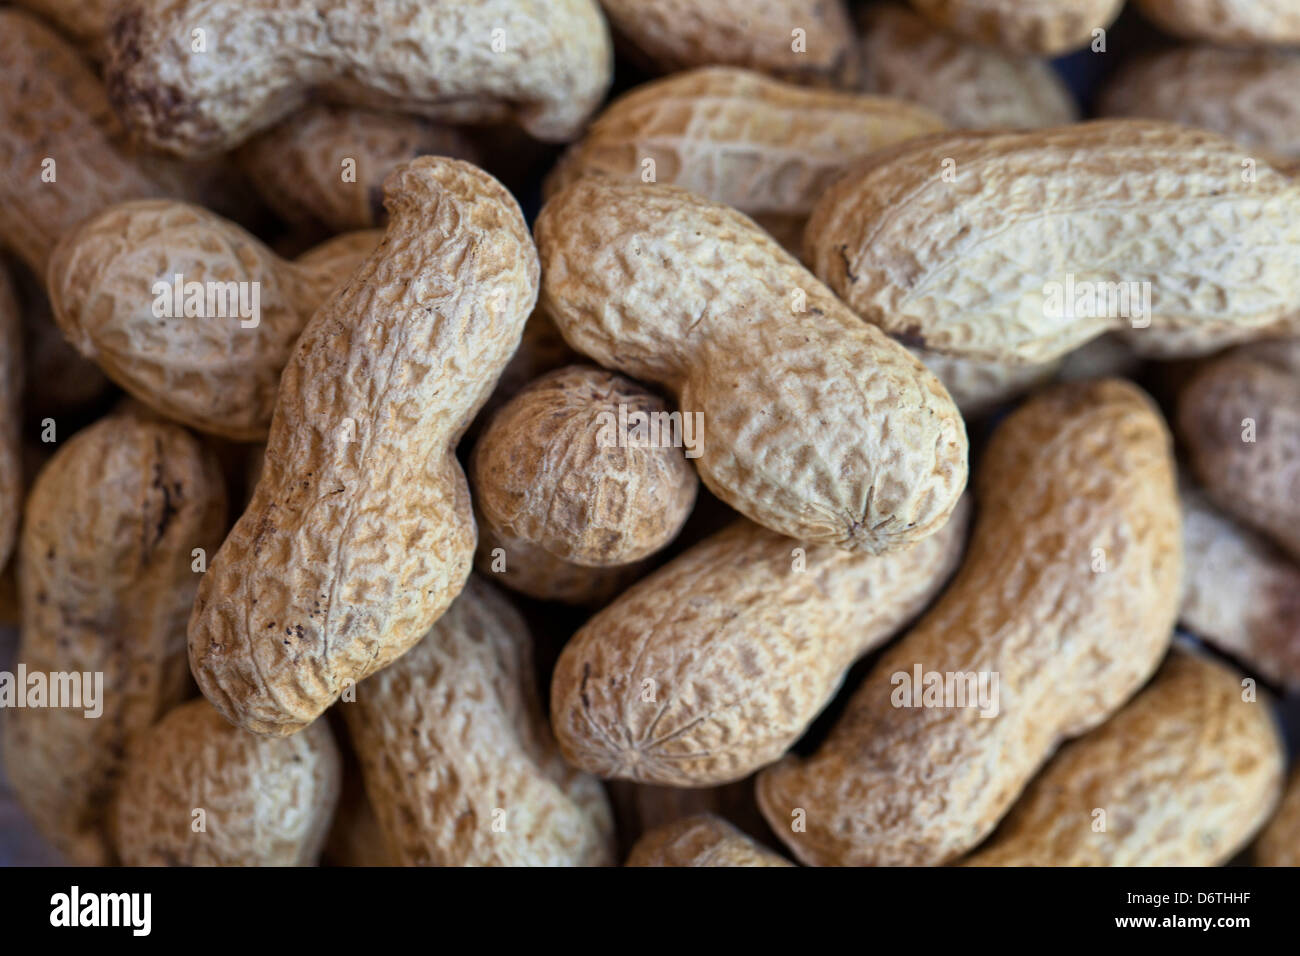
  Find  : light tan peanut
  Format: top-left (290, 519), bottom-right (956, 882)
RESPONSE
top-left (626, 815), bottom-right (793, 867)
top-left (597, 0), bottom-right (859, 87)
top-left (1256, 770), bottom-right (1300, 867)
top-left (1178, 342), bottom-right (1300, 562)
top-left (236, 105), bottom-right (481, 233)
top-left (2, 409), bottom-right (227, 865)
top-left (188, 158), bottom-right (539, 737)
top-left (909, 0), bottom-right (1123, 54)
top-left (1180, 487), bottom-right (1300, 690)
top-left (48, 200), bottom-right (380, 441)
top-left (1099, 47), bottom-right (1300, 167)
top-left (964, 649), bottom-right (1283, 866)
top-left (112, 698), bottom-right (341, 866)
top-left (911, 348), bottom-right (1058, 417)
top-left (470, 365), bottom-right (697, 604)
top-left (0, 265), bottom-right (22, 570)
top-left (757, 380), bottom-right (1182, 867)
top-left (858, 5), bottom-right (1077, 129)
top-left (105, 0), bottom-right (613, 157)
top-left (1135, 0), bottom-right (1300, 45)
top-left (12, 1), bottom-right (118, 58)
top-left (536, 177), bottom-right (968, 554)
top-left (806, 120), bottom-right (1300, 365)
top-left (551, 499), bottom-right (969, 787)
top-left (344, 577), bottom-right (615, 866)
top-left (545, 67), bottom-right (944, 249)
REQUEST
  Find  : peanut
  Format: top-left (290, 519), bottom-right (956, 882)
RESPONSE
top-left (343, 577), bottom-right (615, 866)
top-left (626, 815), bottom-right (792, 867)
top-left (909, 0), bottom-right (1123, 55)
top-left (1099, 47), bottom-right (1300, 168)
top-left (963, 649), bottom-right (1283, 866)
top-left (3, 408), bottom-right (227, 865)
top-left (597, 0), bottom-right (859, 87)
top-left (550, 499), bottom-right (969, 787)
top-left (1178, 342), bottom-right (1300, 561)
top-left (1256, 770), bottom-right (1300, 867)
top-left (470, 365), bottom-right (698, 605)
top-left (858, 5), bottom-right (1077, 129)
top-left (48, 200), bottom-right (380, 441)
top-left (545, 66), bottom-right (945, 251)
top-left (806, 120), bottom-right (1300, 365)
top-left (1135, 0), bottom-right (1300, 45)
top-left (236, 104), bottom-right (481, 233)
top-left (0, 265), bottom-right (21, 569)
top-left (1180, 485), bottom-right (1300, 690)
top-left (188, 157), bottom-right (539, 737)
top-left (536, 176), bottom-right (968, 553)
top-left (757, 379), bottom-right (1182, 866)
top-left (104, 0), bottom-right (614, 157)
top-left (112, 698), bottom-right (341, 866)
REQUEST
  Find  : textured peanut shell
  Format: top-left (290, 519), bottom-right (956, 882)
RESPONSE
top-left (344, 577), bottom-right (615, 866)
top-left (1178, 345), bottom-right (1300, 562)
top-left (473, 365), bottom-right (697, 567)
top-left (112, 698), bottom-right (341, 866)
top-left (858, 5), bottom-right (1076, 129)
top-left (189, 158), bottom-right (539, 737)
top-left (49, 201), bottom-right (380, 441)
top-left (1099, 47), bottom-right (1300, 167)
top-left (536, 177), bottom-right (968, 554)
top-left (0, 265), bottom-right (21, 569)
top-left (1180, 487), bottom-right (1300, 690)
top-left (551, 499), bottom-right (969, 787)
top-left (626, 815), bottom-right (792, 867)
top-left (910, 0), bottom-right (1123, 54)
top-left (964, 650), bottom-right (1283, 866)
top-left (598, 0), bottom-right (858, 87)
top-left (757, 380), bottom-right (1182, 867)
top-left (912, 348), bottom-right (1058, 417)
top-left (1256, 770), bottom-right (1300, 867)
top-left (807, 120), bottom-right (1300, 365)
top-left (3, 411), bottom-right (227, 865)
top-left (1135, 0), bottom-right (1300, 45)
top-left (105, 0), bottom-right (613, 156)
top-left (237, 105), bottom-right (481, 233)
top-left (545, 66), bottom-right (945, 244)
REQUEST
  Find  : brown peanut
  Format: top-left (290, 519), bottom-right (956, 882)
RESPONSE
top-left (343, 577), bottom-right (615, 866)
top-left (536, 176), bottom-right (968, 553)
top-left (188, 157), bottom-right (538, 737)
top-left (550, 499), bottom-right (969, 787)
top-left (626, 815), bottom-right (792, 867)
top-left (964, 649), bottom-right (1283, 866)
top-left (757, 380), bottom-right (1182, 866)
top-left (3, 408), bottom-right (227, 865)
top-left (806, 120), bottom-right (1300, 365)
top-left (105, 0), bottom-right (614, 156)
top-left (470, 365), bottom-right (697, 605)
top-left (909, 0), bottom-right (1123, 55)
top-left (49, 200), bottom-right (380, 441)
top-left (112, 698), bottom-right (341, 866)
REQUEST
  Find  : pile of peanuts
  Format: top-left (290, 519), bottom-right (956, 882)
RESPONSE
top-left (0, 0), bottom-right (1298, 868)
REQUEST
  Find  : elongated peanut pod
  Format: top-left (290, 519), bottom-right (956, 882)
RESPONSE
top-left (1135, 0), bottom-right (1300, 46)
top-left (806, 120), bottom-right (1300, 365)
top-left (1256, 770), bottom-right (1300, 866)
top-left (551, 498), bottom-right (969, 787)
top-left (757, 380), bottom-right (1182, 866)
top-left (964, 650), bottom-right (1283, 866)
top-left (910, 0), bottom-right (1124, 55)
top-left (49, 201), bottom-right (380, 441)
top-left (536, 177), bottom-right (968, 553)
top-left (188, 157), bottom-right (539, 737)
top-left (626, 815), bottom-right (792, 867)
top-left (3, 410), bottom-right (227, 865)
top-left (113, 698), bottom-right (341, 866)
top-left (343, 578), bottom-right (615, 866)
top-left (106, 0), bottom-right (613, 156)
